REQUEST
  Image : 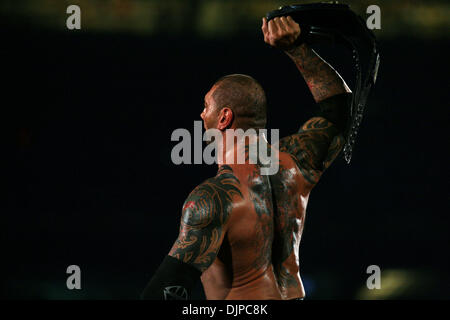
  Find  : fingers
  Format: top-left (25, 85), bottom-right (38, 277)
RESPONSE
top-left (286, 16), bottom-right (301, 36)
top-left (271, 17), bottom-right (289, 34)
top-left (271, 16), bottom-right (296, 34)
top-left (262, 17), bottom-right (270, 43)
top-left (278, 17), bottom-right (289, 32)
top-left (262, 15), bottom-right (300, 48)
top-left (272, 17), bottom-right (285, 33)
top-left (261, 17), bottom-right (268, 32)
top-left (268, 18), bottom-right (278, 35)
top-left (286, 16), bottom-right (297, 29)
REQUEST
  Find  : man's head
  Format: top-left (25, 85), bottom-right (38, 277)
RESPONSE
top-left (201, 74), bottom-right (267, 131)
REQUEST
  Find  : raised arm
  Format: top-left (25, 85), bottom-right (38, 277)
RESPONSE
top-left (262, 16), bottom-right (352, 185)
top-left (285, 42), bottom-right (351, 102)
top-left (141, 166), bottom-right (242, 299)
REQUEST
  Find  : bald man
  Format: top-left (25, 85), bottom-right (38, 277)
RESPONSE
top-left (142, 16), bottom-right (352, 300)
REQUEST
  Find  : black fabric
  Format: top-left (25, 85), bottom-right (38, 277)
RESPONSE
top-left (140, 255), bottom-right (202, 300)
top-left (316, 93), bottom-right (352, 134)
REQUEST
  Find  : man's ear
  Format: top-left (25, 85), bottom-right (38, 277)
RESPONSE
top-left (217, 107), bottom-right (234, 130)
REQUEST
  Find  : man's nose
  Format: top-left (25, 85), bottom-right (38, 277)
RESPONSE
top-left (200, 109), bottom-right (205, 120)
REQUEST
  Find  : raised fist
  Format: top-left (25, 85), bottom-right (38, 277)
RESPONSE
top-left (261, 16), bottom-right (301, 51)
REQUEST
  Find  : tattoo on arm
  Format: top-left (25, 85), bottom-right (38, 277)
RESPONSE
top-left (168, 166), bottom-right (243, 272)
top-left (278, 117), bottom-right (344, 185)
top-left (279, 44), bottom-right (351, 183)
top-left (286, 43), bottom-right (351, 102)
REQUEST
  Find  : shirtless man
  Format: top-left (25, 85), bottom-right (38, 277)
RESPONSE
top-left (142, 16), bottom-right (352, 300)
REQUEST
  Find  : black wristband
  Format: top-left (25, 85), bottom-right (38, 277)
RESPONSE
top-left (316, 93), bottom-right (352, 134)
top-left (140, 255), bottom-right (202, 300)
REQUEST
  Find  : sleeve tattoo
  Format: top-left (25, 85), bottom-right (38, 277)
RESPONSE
top-left (168, 166), bottom-right (243, 272)
top-left (278, 43), bottom-right (351, 185)
top-left (286, 43), bottom-right (351, 103)
top-left (278, 117), bottom-right (345, 185)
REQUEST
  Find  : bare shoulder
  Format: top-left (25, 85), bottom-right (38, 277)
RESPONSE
top-left (182, 165), bottom-right (243, 228)
top-left (169, 166), bottom-right (244, 270)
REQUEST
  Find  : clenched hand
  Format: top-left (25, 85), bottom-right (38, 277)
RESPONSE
top-left (261, 16), bottom-right (301, 51)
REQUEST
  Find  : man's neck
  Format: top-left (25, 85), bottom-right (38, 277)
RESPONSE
top-left (217, 130), bottom-right (268, 167)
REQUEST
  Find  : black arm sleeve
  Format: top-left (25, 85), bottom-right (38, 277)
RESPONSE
top-left (140, 255), bottom-right (202, 300)
top-left (316, 92), bottom-right (352, 134)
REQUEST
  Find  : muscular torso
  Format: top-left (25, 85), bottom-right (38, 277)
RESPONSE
top-left (201, 151), bottom-right (312, 300)
top-left (160, 36), bottom-right (350, 300)
top-left (169, 115), bottom-right (345, 300)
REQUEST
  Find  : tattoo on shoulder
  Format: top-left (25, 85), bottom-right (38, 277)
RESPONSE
top-left (169, 165), bottom-right (243, 272)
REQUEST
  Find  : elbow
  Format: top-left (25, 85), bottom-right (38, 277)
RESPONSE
top-left (317, 93), bottom-right (352, 133)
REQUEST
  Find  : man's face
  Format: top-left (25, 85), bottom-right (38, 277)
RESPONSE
top-left (200, 86), bottom-right (220, 130)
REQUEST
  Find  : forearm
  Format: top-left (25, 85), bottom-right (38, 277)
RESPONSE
top-left (141, 255), bottom-right (201, 300)
top-left (286, 43), bottom-right (351, 103)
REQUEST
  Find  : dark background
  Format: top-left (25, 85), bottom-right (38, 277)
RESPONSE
top-left (2, 1), bottom-right (449, 299)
